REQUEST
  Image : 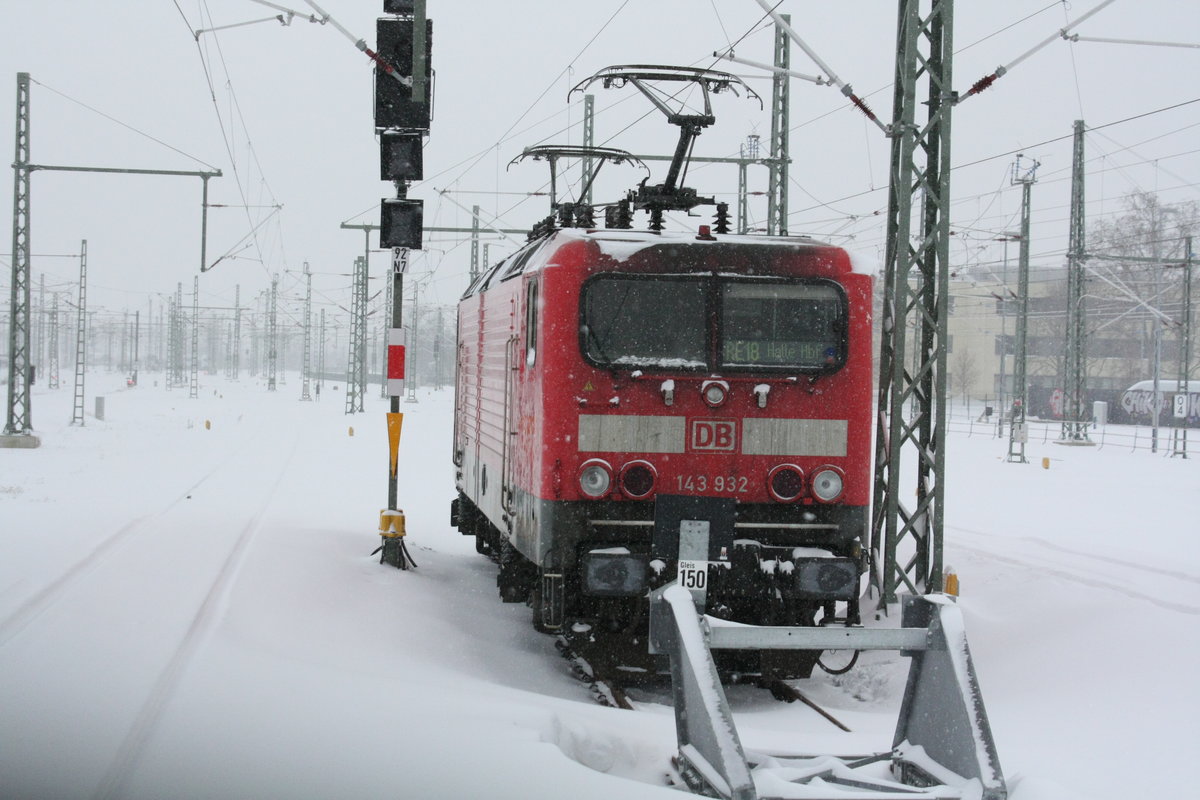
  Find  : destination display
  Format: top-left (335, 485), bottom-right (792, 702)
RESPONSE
top-left (722, 339), bottom-right (827, 366)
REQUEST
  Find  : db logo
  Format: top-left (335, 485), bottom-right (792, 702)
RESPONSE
top-left (690, 419), bottom-right (737, 452)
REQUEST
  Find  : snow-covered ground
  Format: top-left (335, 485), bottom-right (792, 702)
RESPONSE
top-left (2, 373), bottom-right (1197, 799)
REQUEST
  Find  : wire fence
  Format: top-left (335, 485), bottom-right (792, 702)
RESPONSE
top-left (945, 405), bottom-right (1194, 457)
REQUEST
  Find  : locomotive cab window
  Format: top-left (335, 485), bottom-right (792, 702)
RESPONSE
top-left (720, 281), bottom-right (846, 370)
top-left (581, 276), bottom-right (707, 369)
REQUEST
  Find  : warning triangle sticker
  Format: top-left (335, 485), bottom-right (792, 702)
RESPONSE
top-left (582, 380), bottom-right (595, 392)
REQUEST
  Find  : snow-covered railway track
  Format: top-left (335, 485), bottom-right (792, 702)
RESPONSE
top-left (946, 525), bottom-right (1200, 615)
top-left (0, 420), bottom-right (300, 799)
top-left (91, 446), bottom-right (297, 800)
top-left (556, 636), bottom-right (852, 734)
top-left (557, 637), bottom-right (636, 710)
top-left (0, 424), bottom-right (276, 645)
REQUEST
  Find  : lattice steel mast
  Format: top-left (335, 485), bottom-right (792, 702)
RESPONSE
top-left (871, 0), bottom-right (954, 609)
top-left (1061, 120), bottom-right (1090, 442)
top-left (171, 282), bottom-right (185, 388)
top-left (36, 275), bottom-right (45, 374)
top-left (581, 94), bottom-right (595, 206)
top-left (189, 276), bottom-right (200, 399)
top-left (267, 274), bottom-right (279, 391)
top-left (1172, 237), bottom-right (1194, 458)
top-left (380, 259), bottom-right (393, 399)
top-left (47, 291), bottom-right (59, 389)
top-left (230, 284), bottom-right (241, 380)
top-left (405, 280), bottom-right (419, 403)
top-left (3, 73), bottom-right (35, 443)
top-left (469, 204), bottom-right (481, 283)
top-left (301, 262), bottom-right (313, 401)
top-left (317, 307), bottom-right (326, 396)
top-left (70, 240), bottom-right (88, 426)
top-left (766, 14), bottom-right (790, 236)
top-left (1008, 156), bottom-right (1038, 463)
top-left (345, 255), bottom-right (367, 413)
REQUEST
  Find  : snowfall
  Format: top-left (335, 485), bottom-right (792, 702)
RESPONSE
top-left (1, 372), bottom-right (1197, 800)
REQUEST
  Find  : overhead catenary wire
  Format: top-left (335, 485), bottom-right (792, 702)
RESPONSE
top-left (436, 0), bottom-right (633, 199)
top-left (431, 190), bottom-right (523, 247)
top-left (173, 0), bottom-right (285, 278)
top-left (313, 2), bottom-right (1199, 295)
top-left (786, 96), bottom-right (1200, 225)
top-left (27, 78), bottom-right (220, 172)
top-left (297, 0), bottom-right (413, 88)
top-left (959, 0), bottom-right (1120, 101)
top-left (748, 0), bottom-right (885, 130)
top-left (702, 2), bottom-right (1123, 233)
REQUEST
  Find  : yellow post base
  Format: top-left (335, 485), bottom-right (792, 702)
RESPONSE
top-left (379, 509), bottom-right (406, 539)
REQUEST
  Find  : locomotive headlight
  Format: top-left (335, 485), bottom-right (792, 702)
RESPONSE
top-left (810, 467), bottom-right (845, 503)
top-left (701, 380), bottom-right (729, 408)
top-left (578, 459), bottom-right (613, 498)
top-left (794, 557), bottom-right (858, 600)
top-left (582, 549), bottom-right (649, 596)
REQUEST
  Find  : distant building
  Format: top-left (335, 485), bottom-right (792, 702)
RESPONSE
top-left (942, 266), bottom-right (1197, 421)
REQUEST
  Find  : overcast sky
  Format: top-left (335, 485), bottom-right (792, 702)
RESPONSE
top-left (2, 0), bottom-right (1197, 323)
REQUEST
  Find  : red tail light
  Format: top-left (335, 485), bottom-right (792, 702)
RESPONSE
top-left (767, 464), bottom-right (805, 502)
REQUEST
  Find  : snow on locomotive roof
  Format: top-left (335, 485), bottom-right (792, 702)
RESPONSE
top-left (556, 228), bottom-right (865, 268)
top-left (846, 247), bottom-right (881, 276)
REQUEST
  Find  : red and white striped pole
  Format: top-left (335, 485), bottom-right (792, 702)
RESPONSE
top-left (387, 328), bottom-right (406, 398)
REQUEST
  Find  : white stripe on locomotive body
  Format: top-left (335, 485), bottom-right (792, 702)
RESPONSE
top-left (577, 414), bottom-right (848, 457)
top-left (578, 414), bottom-right (686, 454)
top-left (742, 418), bottom-right (848, 457)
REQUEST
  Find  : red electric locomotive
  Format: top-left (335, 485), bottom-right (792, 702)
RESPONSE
top-left (450, 64), bottom-right (873, 681)
top-left (451, 224), bottom-right (874, 680)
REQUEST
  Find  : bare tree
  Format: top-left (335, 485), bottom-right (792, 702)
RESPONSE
top-left (1089, 191), bottom-right (1198, 382)
top-left (951, 347), bottom-right (980, 408)
top-left (1018, 191), bottom-right (1198, 398)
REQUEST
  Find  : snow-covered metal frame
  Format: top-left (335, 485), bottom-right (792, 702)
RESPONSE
top-left (649, 586), bottom-right (1006, 800)
top-left (871, 0), bottom-right (954, 608)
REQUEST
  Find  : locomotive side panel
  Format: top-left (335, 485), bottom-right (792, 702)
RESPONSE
top-left (453, 297), bottom-right (480, 499)
top-left (455, 272), bottom-right (518, 530)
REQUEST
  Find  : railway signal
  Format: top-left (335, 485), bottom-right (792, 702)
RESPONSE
top-left (372, 0), bottom-right (430, 569)
top-left (373, 13), bottom-right (433, 130)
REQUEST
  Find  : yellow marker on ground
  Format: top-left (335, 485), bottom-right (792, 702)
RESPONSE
top-left (379, 509), bottom-right (406, 538)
